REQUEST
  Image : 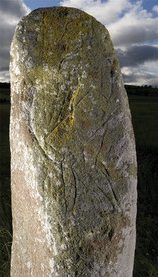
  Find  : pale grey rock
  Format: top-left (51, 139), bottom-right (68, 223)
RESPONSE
top-left (10, 7), bottom-right (137, 277)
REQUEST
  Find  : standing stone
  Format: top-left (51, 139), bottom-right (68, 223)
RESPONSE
top-left (10, 7), bottom-right (137, 277)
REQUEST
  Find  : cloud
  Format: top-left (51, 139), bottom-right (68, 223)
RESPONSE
top-left (0, 0), bottom-right (30, 81)
top-left (60, 0), bottom-right (158, 47)
top-left (60, 0), bottom-right (158, 86)
top-left (109, 2), bottom-right (158, 47)
top-left (123, 71), bottom-right (158, 87)
top-left (60, 0), bottom-right (130, 24)
top-left (0, 70), bottom-right (10, 83)
top-left (1, 0), bottom-right (158, 85)
top-left (0, 0), bottom-right (30, 17)
top-left (117, 45), bottom-right (158, 67)
top-left (122, 62), bottom-right (158, 86)
top-left (152, 5), bottom-right (158, 14)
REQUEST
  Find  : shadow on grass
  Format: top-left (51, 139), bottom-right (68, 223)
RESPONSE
top-left (134, 146), bottom-right (158, 277)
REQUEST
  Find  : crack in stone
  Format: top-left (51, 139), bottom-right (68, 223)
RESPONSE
top-left (88, 110), bottom-right (116, 142)
top-left (97, 185), bottom-right (116, 211)
top-left (74, 90), bottom-right (91, 108)
top-left (57, 20), bottom-right (71, 48)
top-left (99, 166), bottom-right (121, 212)
top-left (71, 166), bottom-right (78, 214)
top-left (60, 160), bottom-right (67, 219)
top-left (94, 128), bottom-right (107, 166)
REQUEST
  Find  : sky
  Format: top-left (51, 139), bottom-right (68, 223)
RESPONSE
top-left (0, 0), bottom-right (158, 86)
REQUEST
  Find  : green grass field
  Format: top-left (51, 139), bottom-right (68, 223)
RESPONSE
top-left (0, 92), bottom-right (158, 276)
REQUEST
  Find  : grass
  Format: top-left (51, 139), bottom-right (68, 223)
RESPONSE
top-left (0, 91), bottom-right (158, 276)
top-left (0, 228), bottom-right (12, 277)
top-left (133, 149), bottom-right (158, 277)
top-left (129, 95), bottom-right (158, 277)
top-left (0, 102), bottom-right (12, 277)
top-left (0, 88), bottom-right (10, 103)
top-left (129, 95), bottom-right (158, 149)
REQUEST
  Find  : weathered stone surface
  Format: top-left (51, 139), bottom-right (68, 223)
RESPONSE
top-left (10, 7), bottom-right (137, 277)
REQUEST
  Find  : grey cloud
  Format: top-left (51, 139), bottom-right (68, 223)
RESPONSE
top-left (0, 25), bottom-right (14, 75)
top-left (0, 0), bottom-right (29, 81)
top-left (0, 0), bottom-right (28, 18)
top-left (112, 26), bottom-right (158, 47)
top-left (117, 45), bottom-right (158, 67)
top-left (0, 24), bottom-right (15, 48)
top-left (123, 72), bottom-right (158, 86)
top-left (0, 0), bottom-right (157, 86)
top-left (0, 56), bottom-right (10, 70)
top-left (0, 70), bottom-right (10, 82)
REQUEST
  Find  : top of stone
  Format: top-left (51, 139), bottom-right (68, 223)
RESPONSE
top-left (12, 6), bottom-right (113, 71)
top-left (17, 6), bottom-right (106, 36)
top-left (27, 6), bottom-right (103, 23)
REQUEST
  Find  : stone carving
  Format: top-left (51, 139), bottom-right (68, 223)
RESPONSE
top-left (10, 7), bottom-right (137, 277)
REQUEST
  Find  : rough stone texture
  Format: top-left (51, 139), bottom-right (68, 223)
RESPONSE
top-left (10, 7), bottom-right (137, 277)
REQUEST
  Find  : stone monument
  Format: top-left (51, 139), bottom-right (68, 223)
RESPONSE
top-left (10, 7), bottom-right (137, 277)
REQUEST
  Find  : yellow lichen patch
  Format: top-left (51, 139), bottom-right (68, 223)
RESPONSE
top-left (27, 66), bottom-right (59, 83)
top-left (69, 86), bottom-right (81, 109)
top-left (26, 67), bottom-right (47, 83)
top-left (46, 86), bottom-right (82, 147)
top-left (47, 113), bottom-right (75, 148)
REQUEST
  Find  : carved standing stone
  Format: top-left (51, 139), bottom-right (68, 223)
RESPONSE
top-left (10, 7), bottom-right (137, 277)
